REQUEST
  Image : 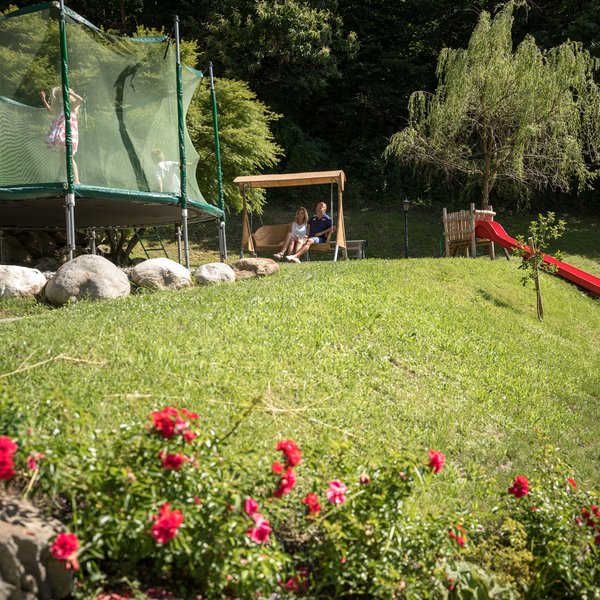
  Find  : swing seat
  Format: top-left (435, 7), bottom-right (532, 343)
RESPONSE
top-left (252, 223), bottom-right (291, 253)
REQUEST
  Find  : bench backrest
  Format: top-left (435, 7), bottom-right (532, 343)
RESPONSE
top-left (253, 223), bottom-right (291, 251)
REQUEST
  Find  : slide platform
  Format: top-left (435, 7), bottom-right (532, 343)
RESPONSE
top-left (474, 220), bottom-right (600, 296)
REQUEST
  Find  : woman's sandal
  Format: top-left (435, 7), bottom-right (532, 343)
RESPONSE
top-left (273, 253), bottom-right (284, 259)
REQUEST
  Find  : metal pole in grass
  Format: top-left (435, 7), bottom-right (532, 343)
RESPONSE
top-left (174, 15), bottom-right (190, 269)
top-left (59, 0), bottom-right (76, 261)
top-left (209, 62), bottom-right (227, 262)
top-left (403, 198), bottom-right (410, 258)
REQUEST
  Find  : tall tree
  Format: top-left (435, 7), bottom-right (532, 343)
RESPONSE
top-left (385, 1), bottom-right (600, 209)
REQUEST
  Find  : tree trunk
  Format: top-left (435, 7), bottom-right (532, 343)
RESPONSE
top-left (529, 236), bottom-right (544, 321)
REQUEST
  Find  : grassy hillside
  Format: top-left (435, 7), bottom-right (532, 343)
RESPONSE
top-left (1, 258), bottom-right (598, 513)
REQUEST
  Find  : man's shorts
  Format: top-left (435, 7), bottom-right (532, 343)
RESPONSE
top-left (309, 236), bottom-right (326, 244)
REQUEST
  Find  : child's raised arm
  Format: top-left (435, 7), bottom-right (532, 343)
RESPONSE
top-left (39, 90), bottom-right (52, 113)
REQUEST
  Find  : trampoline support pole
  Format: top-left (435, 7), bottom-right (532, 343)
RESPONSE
top-left (176, 225), bottom-right (182, 264)
top-left (182, 209), bottom-right (190, 269)
top-left (65, 193), bottom-right (75, 261)
top-left (90, 228), bottom-right (96, 255)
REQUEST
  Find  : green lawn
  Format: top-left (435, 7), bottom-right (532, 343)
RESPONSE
top-left (2, 257), bottom-right (598, 514)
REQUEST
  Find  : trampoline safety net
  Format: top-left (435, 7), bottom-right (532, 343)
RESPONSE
top-left (0, 2), bottom-right (222, 228)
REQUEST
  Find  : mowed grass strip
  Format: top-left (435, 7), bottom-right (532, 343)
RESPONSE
top-left (1, 258), bottom-right (598, 511)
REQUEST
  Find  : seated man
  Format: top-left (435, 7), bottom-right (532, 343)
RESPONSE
top-left (286, 201), bottom-right (335, 263)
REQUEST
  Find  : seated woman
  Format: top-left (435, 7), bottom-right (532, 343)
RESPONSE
top-left (274, 207), bottom-right (309, 260)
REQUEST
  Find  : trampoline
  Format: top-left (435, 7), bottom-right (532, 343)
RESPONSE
top-left (0, 2), bottom-right (226, 265)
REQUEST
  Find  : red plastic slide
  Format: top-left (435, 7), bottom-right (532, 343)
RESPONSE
top-left (474, 220), bottom-right (600, 296)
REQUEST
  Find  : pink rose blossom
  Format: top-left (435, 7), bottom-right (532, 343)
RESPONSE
top-left (244, 497), bottom-right (259, 515)
top-left (247, 513), bottom-right (272, 544)
top-left (428, 449), bottom-right (445, 474)
top-left (326, 480), bottom-right (347, 505)
top-left (27, 452), bottom-right (46, 471)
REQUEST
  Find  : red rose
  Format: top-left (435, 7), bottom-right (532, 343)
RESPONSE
top-left (151, 407), bottom-right (181, 439)
top-left (182, 431), bottom-right (197, 443)
top-left (302, 492), bottom-right (321, 515)
top-left (271, 461), bottom-right (284, 474)
top-left (0, 436), bottom-right (18, 481)
top-left (508, 475), bottom-right (529, 498)
top-left (51, 532), bottom-right (80, 570)
top-left (276, 439), bottom-right (302, 467)
top-left (151, 503), bottom-right (184, 544)
top-left (428, 449), bottom-right (445, 474)
top-left (159, 452), bottom-right (188, 470)
top-left (567, 477), bottom-right (577, 489)
top-left (274, 467), bottom-right (297, 497)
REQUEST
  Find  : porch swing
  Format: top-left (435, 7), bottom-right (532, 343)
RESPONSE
top-left (234, 170), bottom-right (348, 261)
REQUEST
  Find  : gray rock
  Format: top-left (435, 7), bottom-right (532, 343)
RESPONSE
top-left (131, 258), bottom-right (192, 290)
top-left (231, 257), bottom-right (279, 278)
top-left (0, 498), bottom-right (73, 599)
top-left (194, 262), bottom-right (236, 285)
top-left (45, 254), bottom-right (130, 305)
top-left (0, 266), bottom-right (47, 299)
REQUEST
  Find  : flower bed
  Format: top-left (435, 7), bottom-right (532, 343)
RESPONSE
top-left (1, 402), bottom-right (598, 598)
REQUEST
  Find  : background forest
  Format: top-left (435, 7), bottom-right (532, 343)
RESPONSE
top-left (2, 0), bottom-right (598, 213)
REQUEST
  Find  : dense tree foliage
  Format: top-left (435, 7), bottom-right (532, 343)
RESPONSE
top-left (384, 2), bottom-right (600, 209)
top-left (1, 0), bottom-right (598, 210)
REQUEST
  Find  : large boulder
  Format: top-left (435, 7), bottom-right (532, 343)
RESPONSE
top-left (231, 257), bottom-right (279, 279)
top-left (131, 258), bottom-right (192, 290)
top-left (194, 262), bottom-right (236, 285)
top-left (45, 255), bottom-right (130, 305)
top-left (0, 266), bottom-right (47, 299)
top-left (0, 497), bottom-right (74, 599)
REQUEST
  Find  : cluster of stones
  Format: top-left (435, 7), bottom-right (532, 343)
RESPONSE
top-left (0, 255), bottom-right (279, 305)
top-left (0, 498), bottom-right (73, 599)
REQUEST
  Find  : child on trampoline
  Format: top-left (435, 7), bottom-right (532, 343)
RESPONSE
top-left (274, 206), bottom-right (309, 260)
top-left (152, 148), bottom-right (181, 193)
top-left (40, 86), bottom-right (83, 184)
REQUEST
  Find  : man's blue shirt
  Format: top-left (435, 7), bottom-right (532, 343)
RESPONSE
top-left (309, 213), bottom-right (332, 242)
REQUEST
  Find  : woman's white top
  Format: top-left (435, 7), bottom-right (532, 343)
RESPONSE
top-left (291, 221), bottom-right (308, 237)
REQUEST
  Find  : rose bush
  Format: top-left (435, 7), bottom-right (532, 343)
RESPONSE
top-left (1, 397), bottom-right (598, 599)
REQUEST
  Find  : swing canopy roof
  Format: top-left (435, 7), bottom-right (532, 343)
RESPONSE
top-left (234, 170), bottom-right (345, 191)
top-left (0, 2), bottom-right (223, 229)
